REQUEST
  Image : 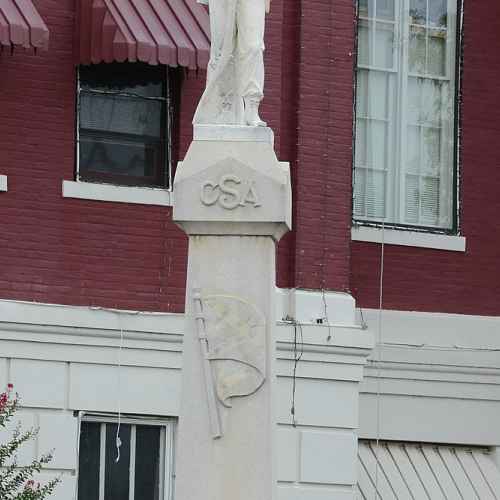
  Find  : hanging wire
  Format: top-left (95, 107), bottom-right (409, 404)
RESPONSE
top-left (374, 220), bottom-right (385, 498)
top-left (290, 319), bottom-right (304, 427)
top-left (115, 317), bottom-right (124, 463)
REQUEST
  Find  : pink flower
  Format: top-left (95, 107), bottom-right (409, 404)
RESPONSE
top-left (7, 383), bottom-right (13, 390)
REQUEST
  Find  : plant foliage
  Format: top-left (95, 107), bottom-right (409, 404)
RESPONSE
top-left (0, 385), bottom-right (60, 499)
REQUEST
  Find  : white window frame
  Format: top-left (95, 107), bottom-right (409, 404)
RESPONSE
top-left (353, 0), bottom-right (462, 238)
top-left (77, 414), bottom-right (176, 500)
top-left (0, 175), bottom-right (7, 192)
top-left (63, 66), bottom-right (174, 206)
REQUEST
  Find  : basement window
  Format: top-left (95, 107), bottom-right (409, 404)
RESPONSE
top-left (353, 0), bottom-right (461, 232)
top-left (77, 415), bottom-right (175, 500)
top-left (77, 63), bottom-right (172, 189)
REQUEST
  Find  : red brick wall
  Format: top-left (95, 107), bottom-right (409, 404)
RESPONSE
top-left (2, 0), bottom-right (497, 316)
top-left (351, 0), bottom-right (500, 316)
top-left (0, 0), bottom-right (294, 312)
top-left (292, 0), bottom-right (356, 292)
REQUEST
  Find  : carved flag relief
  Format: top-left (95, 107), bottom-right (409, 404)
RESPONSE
top-left (202, 294), bottom-right (266, 407)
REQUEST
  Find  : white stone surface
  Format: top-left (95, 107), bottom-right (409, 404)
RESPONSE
top-left (277, 427), bottom-right (298, 481)
top-left (277, 288), bottom-right (357, 325)
top-left (38, 414), bottom-right (78, 469)
top-left (69, 363), bottom-right (180, 415)
top-left (0, 411), bottom-right (36, 465)
top-left (352, 225), bottom-right (466, 252)
top-left (194, 125), bottom-right (274, 144)
top-left (175, 236), bottom-right (279, 500)
top-left (300, 430), bottom-right (357, 485)
top-left (0, 174), bottom-right (7, 192)
top-left (62, 180), bottom-right (173, 206)
top-left (10, 359), bottom-right (66, 409)
top-left (174, 137), bottom-right (291, 500)
top-left (0, 358), bottom-right (6, 390)
top-left (277, 485), bottom-right (354, 500)
top-left (173, 139), bottom-right (291, 239)
top-left (193, 0), bottom-right (267, 126)
top-left (37, 472), bottom-right (76, 500)
top-left (277, 378), bottom-right (359, 428)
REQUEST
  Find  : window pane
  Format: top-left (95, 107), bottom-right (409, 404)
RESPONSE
top-left (429, 0), bottom-right (447, 27)
top-left (80, 94), bottom-right (162, 138)
top-left (358, 19), bottom-right (371, 66)
top-left (80, 63), bottom-right (164, 98)
top-left (421, 177), bottom-right (440, 223)
top-left (409, 26), bottom-right (426, 74)
top-left (79, 135), bottom-right (161, 179)
top-left (358, 0), bottom-right (373, 17)
top-left (355, 119), bottom-right (367, 165)
top-left (407, 125), bottom-right (421, 172)
top-left (376, 0), bottom-right (394, 20)
top-left (135, 426), bottom-right (161, 500)
top-left (368, 120), bottom-right (388, 168)
top-left (365, 169), bottom-right (386, 218)
top-left (78, 423), bottom-right (100, 500)
top-left (353, 168), bottom-right (367, 216)
top-left (422, 127), bottom-right (441, 172)
top-left (105, 424), bottom-right (131, 500)
top-left (405, 174), bottom-right (420, 223)
top-left (409, 0), bottom-right (426, 25)
top-left (356, 70), bottom-right (369, 116)
top-left (374, 22), bottom-right (395, 69)
top-left (428, 30), bottom-right (447, 76)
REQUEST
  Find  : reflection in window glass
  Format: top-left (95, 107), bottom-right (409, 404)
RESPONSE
top-left (78, 63), bottom-right (170, 188)
top-left (354, 0), bottom-right (459, 229)
top-left (77, 420), bottom-right (172, 500)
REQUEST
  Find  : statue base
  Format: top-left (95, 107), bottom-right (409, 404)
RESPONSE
top-left (173, 130), bottom-right (291, 500)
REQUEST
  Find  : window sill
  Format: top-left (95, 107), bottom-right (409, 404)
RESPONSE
top-left (0, 175), bottom-right (7, 192)
top-left (351, 225), bottom-right (466, 252)
top-left (62, 180), bottom-right (173, 206)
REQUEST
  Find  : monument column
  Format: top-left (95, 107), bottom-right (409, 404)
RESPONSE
top-left (173, 125), bottom-right (291, 500)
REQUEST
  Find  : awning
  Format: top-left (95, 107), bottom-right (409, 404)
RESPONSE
top-left (77, 0), bottom-right (210, 70)
top-left (0, 0), bottom-right (49, 50)
top-left (358, 441), bottom-right (500, 499)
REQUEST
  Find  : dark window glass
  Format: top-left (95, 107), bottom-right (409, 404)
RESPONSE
top-left (78, 423), bottom-right (100, 500)
top-left (78, 63), bottom-right (169, 188)
top-left (135, 426), bottom-right (161, 500)
top-left (105, 424), bottom-right (131, 500)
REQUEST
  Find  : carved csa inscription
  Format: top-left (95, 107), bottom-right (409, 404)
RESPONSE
top-left (200, 174), bottom-right (261, 210)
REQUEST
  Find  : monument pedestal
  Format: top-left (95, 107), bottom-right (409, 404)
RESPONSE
top-left (173, 127), bottom-right (291, 500)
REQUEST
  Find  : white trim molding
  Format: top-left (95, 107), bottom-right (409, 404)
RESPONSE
top-left (358, 308), bottom-right (500, 446)
top-left (0, 175), bottom-right (7, 192)
top-left (62, 180), bottom-right (173, 206)
top-left (352, 225), bottom-right (466, 252)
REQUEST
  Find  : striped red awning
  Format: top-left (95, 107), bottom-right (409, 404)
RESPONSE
top-left (0, 0), bottom-right (49, 50)
top-left (77, 0), bottom-right (210, 70)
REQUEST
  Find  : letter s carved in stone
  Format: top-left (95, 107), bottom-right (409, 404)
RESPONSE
top-left (218, 174), bottom-right (241, 210)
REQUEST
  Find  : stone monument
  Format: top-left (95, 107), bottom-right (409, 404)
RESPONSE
top-left (173, 2), bottom-right (291, 498)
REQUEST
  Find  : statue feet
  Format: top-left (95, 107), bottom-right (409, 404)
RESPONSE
top-left (243, 97), bottom-right (267, 127)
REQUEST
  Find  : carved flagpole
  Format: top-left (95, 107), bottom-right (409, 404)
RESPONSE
top-left (192, 288), bottom-right (222, 439)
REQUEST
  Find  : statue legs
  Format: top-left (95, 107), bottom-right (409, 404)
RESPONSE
top-left (235, 0), bottom-right (266, 126)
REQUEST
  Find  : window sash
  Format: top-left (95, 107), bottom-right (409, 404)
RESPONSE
top-left (76, 65), bottom-right (172, 190)
top-left (354, 0), bottom-right (459, 230)
top-left (78, 415), bottom-right (175, 500)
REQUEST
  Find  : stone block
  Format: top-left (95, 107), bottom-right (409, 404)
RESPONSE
top-left (277, 427), bottom-right (298, 482)
top-left (38, 413), bottom-right (78, 470)
top-left (10, 359), bottom-right (66, 409)
top-left (69, 363), bottom-right (180, 415)
top-left (300, 430), bottom-right (357, 485)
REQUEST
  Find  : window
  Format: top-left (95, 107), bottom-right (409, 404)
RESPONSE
top-left (77, 63), bottom-right (172, 188)
top-left (353, 0), bottom-right (460, 231)
top-left (78, 416), bottom-right (175, 500)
